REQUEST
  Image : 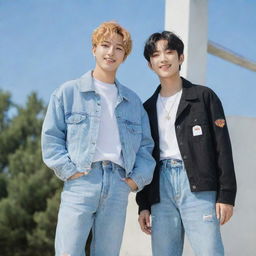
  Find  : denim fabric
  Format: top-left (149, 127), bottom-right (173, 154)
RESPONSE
top-left (41, 70), bottom-right (155, 191)
top-left (55, 161), bottom-right (131, 256)
top-left (151, 159), bottom-right (224, 256)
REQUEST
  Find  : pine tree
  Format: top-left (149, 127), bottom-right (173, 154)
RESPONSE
top-left (0, 91), bottom-right (62, 256)
top-left (0, 91), bottom-right (91, 255)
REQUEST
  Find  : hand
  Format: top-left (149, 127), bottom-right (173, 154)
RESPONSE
top-left (138, 210), bottom-right (151, 235)
top-left (68, 171), bottom-right (88, 180)
top-left (216, 203), bottom-right (233, 225)
top-left (123, 178), bottom-right (138, 191)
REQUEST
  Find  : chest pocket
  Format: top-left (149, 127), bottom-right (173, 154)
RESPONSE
top-left (65, 113), bottom-right (89, 138)
top-left (188, 112), bottom-right (209, 142)
top-left (124, 120), bottom-right (142, 152)
top-left (65, 113), bottom-right (88, 124)
top-left (126, 120), bottom-right (142, 134)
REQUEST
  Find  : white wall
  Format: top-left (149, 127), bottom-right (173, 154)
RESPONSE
top-left (165, 0), bottom-right (208, 85)
top-left (120, 116), bottom-right (256, 256)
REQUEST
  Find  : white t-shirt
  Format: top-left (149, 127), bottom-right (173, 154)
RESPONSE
top-left (157, 90), bottom-right (183, 160)
top-left (92, 78), bottom-right (123, 167)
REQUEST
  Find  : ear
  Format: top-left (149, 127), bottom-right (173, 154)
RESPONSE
top-left (121, 54), bottom-right (126, 63)
top-left (92, 46), bottom-right (96, 56)
top-left (179, 54), bottom-right (184, 65)
top-left (148, 61), bottom-right (153, 70)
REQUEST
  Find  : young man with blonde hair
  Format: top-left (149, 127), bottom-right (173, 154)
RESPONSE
top-left (42, 22), bottom-right (155, 256)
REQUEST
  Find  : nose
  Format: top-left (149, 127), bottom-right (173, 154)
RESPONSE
top-left (107, 46), bottom-right (114, 56)
top-left (159, 53), bottom-right (167, 62)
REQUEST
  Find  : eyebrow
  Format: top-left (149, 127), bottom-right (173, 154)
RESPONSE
top-left (153, 48), bottom-right (174, 52)
top-left (102, 40), bottom-right (124, 48)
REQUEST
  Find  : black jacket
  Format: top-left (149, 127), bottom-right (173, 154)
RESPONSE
top-left (136, 78), bottom-right (237, 213)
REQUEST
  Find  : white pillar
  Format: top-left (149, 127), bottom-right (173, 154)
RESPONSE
top-left (165, 0), bottom-right (208, 85)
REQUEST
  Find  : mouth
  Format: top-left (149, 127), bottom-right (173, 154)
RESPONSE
top-left (104, 57), bottom-right (115, 64)
top-left (159, 64), bottom-right (172, 70)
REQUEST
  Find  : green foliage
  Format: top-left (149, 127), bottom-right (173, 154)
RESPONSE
top-left (0, 90), bottom-right (62, 256)
top-left (27, 190), bottom-right (61, 256)
top-left (0, 90), bottom-right (12, 130)
top-left (0, 173), bottom-right (7, 199)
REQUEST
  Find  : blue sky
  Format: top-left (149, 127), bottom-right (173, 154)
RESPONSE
top-left (0, 0), bottom-right (255, 117)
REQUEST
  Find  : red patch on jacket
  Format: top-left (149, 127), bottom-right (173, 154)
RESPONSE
top-left (215, 119), bottom-right (225, 128)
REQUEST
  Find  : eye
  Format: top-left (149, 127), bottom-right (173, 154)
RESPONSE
top-left (166, 50), bottom-right (174, 54)
top-left (152, 52), bottom-right (159, 57)
top-left (101, 43), bottom-right (109, 48)
top-left (116, 47), bottom-right (124, 51)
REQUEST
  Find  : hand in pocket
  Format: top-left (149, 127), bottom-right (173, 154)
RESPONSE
top-left (68, 171), bottom-right (88, 180)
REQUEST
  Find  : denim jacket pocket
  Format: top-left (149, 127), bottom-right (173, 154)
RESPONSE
top-left (65, 113), bottom-right (89, 149)
top-left (65, 112), bottom-right (88, 124)
top-left (125, 120), bottom-right (142, 134)
top-left (124, 120), bottom-right (142, 152)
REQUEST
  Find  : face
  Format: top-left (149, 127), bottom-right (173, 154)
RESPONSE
top-left (92, 33), bottom-right (126, 73)
top-left (149, 39), bottom-right (184, 79)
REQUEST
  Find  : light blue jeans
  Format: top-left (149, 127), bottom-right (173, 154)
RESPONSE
top-left (151, 159), bottom-right (224, 256)
top-left (55, 161), bottom-right (131, 256)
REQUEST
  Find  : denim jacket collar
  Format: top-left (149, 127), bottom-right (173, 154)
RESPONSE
top-left (77, 70), bottom-right (129, 101)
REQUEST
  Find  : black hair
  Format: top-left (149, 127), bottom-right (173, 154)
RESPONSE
top-left (143, 31), bottom-right (184, 62)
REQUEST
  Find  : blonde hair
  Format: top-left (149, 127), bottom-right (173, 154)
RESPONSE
top-left (92, 21), bottom-right (132, 60)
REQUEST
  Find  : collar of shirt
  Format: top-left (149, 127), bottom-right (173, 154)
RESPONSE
top-left (77, 70), bottom-right (129, 102)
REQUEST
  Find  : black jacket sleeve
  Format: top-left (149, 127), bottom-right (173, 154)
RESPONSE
top-left (136, 184), bottom-right (151, 214)
top-left (204, 89), bottom-right (237, 205)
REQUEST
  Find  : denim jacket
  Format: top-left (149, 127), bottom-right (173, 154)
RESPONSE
top-left (41, 71), bottom-right (155, 191)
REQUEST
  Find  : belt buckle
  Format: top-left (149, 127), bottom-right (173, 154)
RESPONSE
top-left (171, 159), bottom-right (177, 165)
top-left (102, 160), bottom-right (110, 166)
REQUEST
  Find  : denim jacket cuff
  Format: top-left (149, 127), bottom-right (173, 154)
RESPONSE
top-left (53, 161), bottom-right (78, 181)
top-left (129, 173), bottom-right (145, 192)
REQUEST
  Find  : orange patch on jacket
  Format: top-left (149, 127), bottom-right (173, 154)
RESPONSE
top-left (215, 119), bottom-right (225, 128)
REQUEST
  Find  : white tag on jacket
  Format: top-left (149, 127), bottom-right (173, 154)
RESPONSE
top-left (192, 125), bottom-right (203, 136)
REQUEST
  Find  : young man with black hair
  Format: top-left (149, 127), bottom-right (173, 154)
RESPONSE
top-left (136, 31), bottom-right (236, 256)
top-left (41, 22), bottom-right (155, 256)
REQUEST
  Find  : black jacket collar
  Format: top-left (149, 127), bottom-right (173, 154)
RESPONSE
top-left (144, 77), bottom-right (198, 156)
top-left (146, 77), bottom-right (197, 104)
